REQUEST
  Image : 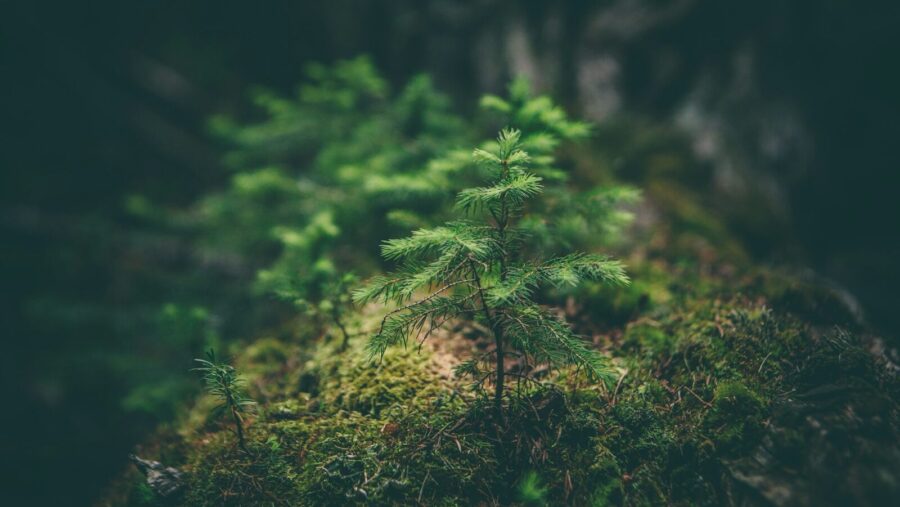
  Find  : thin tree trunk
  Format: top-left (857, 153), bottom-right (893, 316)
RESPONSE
top-left (231, 405), bottom-right (249, 453)
top-left (469, 258), bottom-right (505, 419)
top-left (494, 330), bottom-right (504, 415)
top-left (333, 307), bottom-right (350, 352)
top-left (494, 159), bottom-right (510, 417)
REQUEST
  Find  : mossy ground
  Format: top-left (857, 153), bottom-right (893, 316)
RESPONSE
top-left (99, 197), bottom-right (899, 506)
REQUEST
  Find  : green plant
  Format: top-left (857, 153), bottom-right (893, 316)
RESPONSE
top-left (284, 272), bottom-right (359, 352)
top-left (193, 350), bottom-right (256, 453)
top-left (311, 272), bottom-right (359, 351)
top-left (355, 128), bottom-right (629, 417)
top-left (196, 58), bottom-right (472, 345)
top-left (149, 60), bottom-right (638, 363)
top-left (261, 244), bottom-right (359, 349)
top-left (517, 471), bottom-right (549, 506)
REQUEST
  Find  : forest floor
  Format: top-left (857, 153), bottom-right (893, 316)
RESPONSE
top-left (98, 179), bottom-right (900, 506)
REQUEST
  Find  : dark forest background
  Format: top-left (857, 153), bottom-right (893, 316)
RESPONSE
top-left (2, 0), bottom-right (899, 504)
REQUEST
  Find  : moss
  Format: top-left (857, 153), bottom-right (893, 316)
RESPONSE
top-left (623, 323), bottom-right (673, 358)
top-left (172, 331), bottom-right (496, 506)
top-left (101, 259), bottom-right (899, 506)
top-left (586, 445), bottom-right (624, 506)
top-left (755, 272), bottom-right (859, 327)
top-left (183, 430), bottom-right (301, 506)
top-left (282, 408), bottom-right (495, 506)
top-left (494, 389), bottom-right (609, 503)
top-left (607, 400), bottom-right (677, 469)
top-left (634, 379), bottom-right (670, 405)
top-left (263, 397), bottom-right (314, 420)
top-left (702, 381), bottom-right (766, 455)
top-left (243, 337), bottom-right (290, 364)
top-left (799, 328), bottom-right (880, 385)
top-left (517, 470), bottom-right (549, 505)
top-left (314, 342), bottom-right (454, 416)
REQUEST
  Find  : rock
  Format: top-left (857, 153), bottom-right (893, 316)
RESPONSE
top-left (129, 454), bottom-right (185, 499)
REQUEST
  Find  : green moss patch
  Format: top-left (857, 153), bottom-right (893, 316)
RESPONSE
top-left (101, 269), bottom-right (899, 506)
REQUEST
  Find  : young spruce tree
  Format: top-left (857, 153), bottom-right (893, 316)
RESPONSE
top-left (192, 351), bottom-right (255, 453)
top-left (355, 128), bottom-right (629, 417)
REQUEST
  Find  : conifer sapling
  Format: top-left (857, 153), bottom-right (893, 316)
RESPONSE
top-left (193, 350), bottom-right (255, 453)
top-left (319, 272), bottom-right (358, 351)
top-left (355, 128), bottom-right (629, 417)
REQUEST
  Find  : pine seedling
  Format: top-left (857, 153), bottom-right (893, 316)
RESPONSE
top-left (260, 245), bottom-right (359, 349)
top-left (323, 273), bottom-right (359, 351)
top-left (355, 128), bottom-right (630, 418)
top-left (301, 272), bottom-right (358, 351)
top-left (192, 350), bottom-right (255, 453)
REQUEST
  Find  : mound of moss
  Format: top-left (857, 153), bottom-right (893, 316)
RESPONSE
top-left (99, 189), bottom-right (899, 506)
top-left (99, 256), bottom-right (899, 506)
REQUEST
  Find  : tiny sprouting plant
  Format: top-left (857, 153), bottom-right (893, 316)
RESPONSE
top-left (316, 272), bottom-right (359, 351)
top-left (193, 350), bottom-right (255, 453)
top-left (300, 273), bottom-right (359, 352)
top-left (263, 255), bottom-right (359, 350)
top-left (355, 128), bottom-right (629, 417)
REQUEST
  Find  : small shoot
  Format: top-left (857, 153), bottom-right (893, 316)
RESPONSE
top-left (192, 350), bottom-right (255, 453)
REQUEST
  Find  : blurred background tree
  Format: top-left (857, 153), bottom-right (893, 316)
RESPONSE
top-left (2, 0), bottom-right (899, 504)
